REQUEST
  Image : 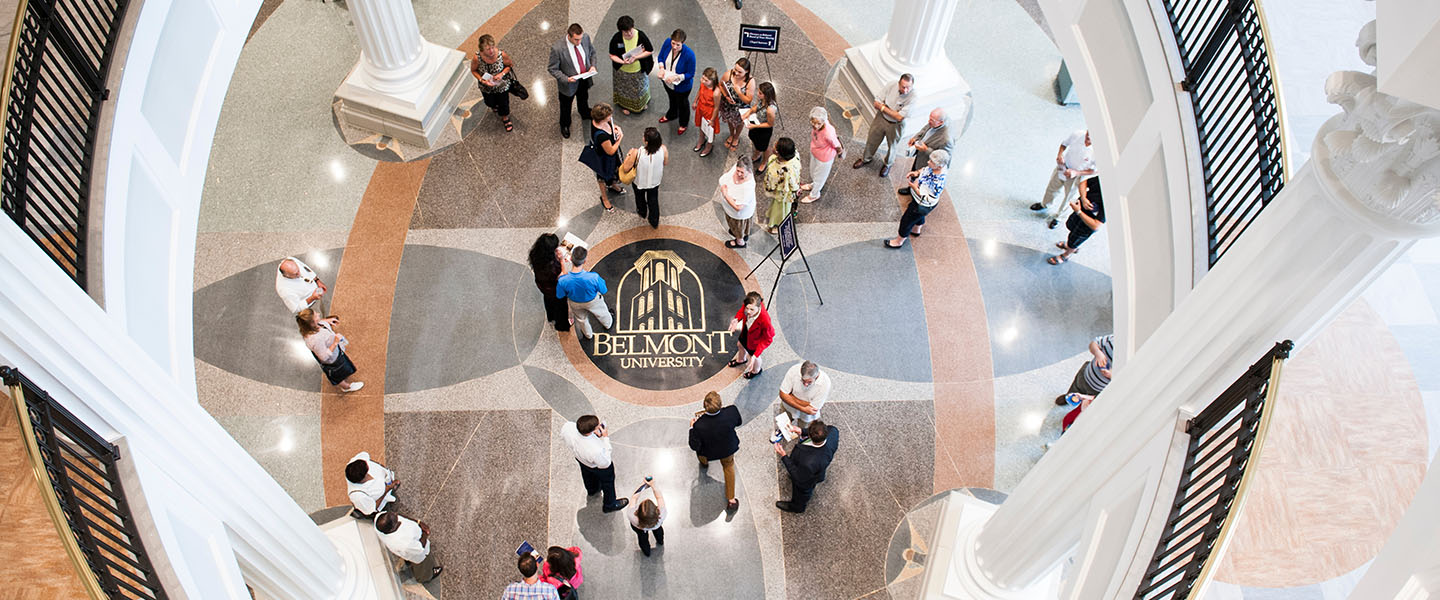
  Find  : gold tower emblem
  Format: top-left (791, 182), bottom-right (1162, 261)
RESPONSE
top-left (616, 250), bottom-right (706, 333)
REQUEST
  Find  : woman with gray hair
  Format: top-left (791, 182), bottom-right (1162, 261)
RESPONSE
top-left (803, 106), bottom-right (843, 203)
top-left (885, 149), bottom-right (950, 249)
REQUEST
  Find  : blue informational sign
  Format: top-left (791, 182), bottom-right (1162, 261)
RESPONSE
top-left (739, 24), bottom-right (781, 53)
top-left (778, 212), bottom-right (798, 260)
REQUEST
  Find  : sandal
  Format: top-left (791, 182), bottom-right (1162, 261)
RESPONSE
top-left (727, 359), bottom-right (746, 368)
top-left (725, 240), bottom-right (746, 248)
top-left (677, 126), bottom-right (687, 135)
top-left (1048, 255), bottom-right (1067, 265)
top-left (1055, 242), bottom-right (1069, 250)
top-left (742, 369), bottom-right (762, 379)
top-left (502, 117), bottom-right (513, 132)
top-left (659, 116), bottom-right (670, 123)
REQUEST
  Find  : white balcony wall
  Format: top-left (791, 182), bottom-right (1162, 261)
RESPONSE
top-left (1032, 0), bottom-right (1203, 365)
top-left (100, 0), bottom-right (260, 392)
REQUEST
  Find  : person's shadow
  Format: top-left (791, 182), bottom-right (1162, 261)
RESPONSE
top-left (575, 494), bottom-right (622, 555)
top-left (689, 464), bottom-right (729, 525)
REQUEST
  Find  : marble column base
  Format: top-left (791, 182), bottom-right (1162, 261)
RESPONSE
top-left (923, 491), bottom-right (1063, 599)
top-left (311, 511), bottom-right (407, 600)
top-left (335, 43), bottom-right (470, 149)
top-left (839, 40), bottom-right (975, 140)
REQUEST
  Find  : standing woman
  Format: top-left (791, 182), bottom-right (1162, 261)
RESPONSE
top-left (717, 58), bottom-right (756, 151)
top-left (628, 479), bottom-right (667, 557)
top-left (471, 34), bottom-right (517, 132)
top-left (692, 67), bottom-right (721, 156)
top-left (528, 233), bottom-right (571, 332)
top-left (742, 82), bottom-right (779, 172)
top-left (884, 149), bottom-right (950, 249)
top-left (727, 291), bottom-right (774, 379)
top-left (297, 309), bottom-right (364, 392)
top-left (803, 106), bottom-right (843, 203)
top-left (626, 127), bottom-right (668, 228)
top-left (608, 15), bottom-right (654, 115)
top-left (762, 137), bottom-right (804, 234)
top-left (718, 157), bottom-right (756, 248)
top-left (587, 104), bottom-right (626, 211)
top-left (1049, 176), bottom-right (1105, 265)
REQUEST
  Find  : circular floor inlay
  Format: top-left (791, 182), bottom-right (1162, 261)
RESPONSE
top-left (583, 238), bottom-right (746, 391)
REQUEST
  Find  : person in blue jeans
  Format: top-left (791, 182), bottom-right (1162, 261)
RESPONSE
top-left (556, 246), bottom-right (612, 339)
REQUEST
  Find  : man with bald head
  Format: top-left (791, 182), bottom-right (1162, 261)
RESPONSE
top-left (899, 108), bottom-right (953, 196)
top-left (275, 256), bottom-right (326, 314)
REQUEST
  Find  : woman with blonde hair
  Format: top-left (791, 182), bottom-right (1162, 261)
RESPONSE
top-left (296, 308), bottom-right (363, 392)
top-left (470, 34), bottom-right (520, 132)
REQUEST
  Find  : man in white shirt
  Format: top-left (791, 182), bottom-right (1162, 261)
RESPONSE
top-left (853, 74), bottom-right (916, 178)
top-left (1031, 129), bottom-right (1097, 228)
top-left (779, 361), bottom-right (832, 424)
top-left (275, 256), bottom-right (326, 314)
top-left (374, 511), bottom-right (443, 583)
top-left (561, 415), bottom-right (629, 512)
top-left (345, 451), bottom-right (399, 517)
top-left (546, 23), bottom-right (598, 139)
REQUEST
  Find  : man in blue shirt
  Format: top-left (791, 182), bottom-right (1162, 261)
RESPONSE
top-left (556, 246), bottom-right (613, 339)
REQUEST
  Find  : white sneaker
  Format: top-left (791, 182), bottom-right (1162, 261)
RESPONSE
top-left (342, 382), bottom-right (365, 393)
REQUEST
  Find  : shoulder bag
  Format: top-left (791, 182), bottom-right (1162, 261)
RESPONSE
top-left (502, 51), bottom-right (529, 100)
top-left (618, 149), bottom-right (638, 185)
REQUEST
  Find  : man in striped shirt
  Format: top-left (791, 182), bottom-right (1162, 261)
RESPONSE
top-left (1056, 334), bottom-right (1114, 406)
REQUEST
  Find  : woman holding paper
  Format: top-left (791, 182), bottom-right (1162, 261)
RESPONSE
top-left (608, 15), bottom-right (654, 115)
top-left (885, 150), bottom-right (950, 249)
top-left (762, 137), bottom-right (806, 234)
top-left (728, 291), bottom-right (774, 379)
top-left (471, 34), bottom-right (517, 132)
top-left (717, 58), bottom-right (756, 151)
top-left (742, 82), bottom-right (779, 172)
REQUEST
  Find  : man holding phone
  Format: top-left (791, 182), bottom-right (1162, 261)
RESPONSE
top-left (562, 414), bottom-right (629, 513)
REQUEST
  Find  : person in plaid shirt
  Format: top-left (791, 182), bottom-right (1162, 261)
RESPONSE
top-left (502, 553), bottom-right (561, 600)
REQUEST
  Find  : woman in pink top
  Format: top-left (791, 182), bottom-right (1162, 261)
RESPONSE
top-left (540, 546), bottom-right (583, 596)
top-left (804, 106), bottom-right (843, 203)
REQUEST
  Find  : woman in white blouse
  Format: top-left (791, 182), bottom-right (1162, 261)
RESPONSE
top-left (296, 308), bottom-right (364, 392)
top-left (628, 478), bottom-right (667, 556)
top-left (626, 127), bottom-right (669, 229)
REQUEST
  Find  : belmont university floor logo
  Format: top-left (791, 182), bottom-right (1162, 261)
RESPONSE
top-left (586, 239), bottom-right (746, 390)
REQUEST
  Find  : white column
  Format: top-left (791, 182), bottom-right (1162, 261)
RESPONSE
top-left (881, 0), bottom-right (962, 72)
top-left (839, 0), bottom-right (972, 137)
top-left (348, 0), bottom-right (426, 94)
top-left (334, 0), bottom-right (469, 148)
top-left (946, 21), bottom-right (1440, 597)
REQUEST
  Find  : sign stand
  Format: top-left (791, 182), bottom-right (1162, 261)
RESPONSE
top-left (745, 209), bottom-right (823, 306)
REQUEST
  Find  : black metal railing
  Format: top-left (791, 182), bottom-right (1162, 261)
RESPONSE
top-left (0, 0), bottom-right (132, 290)
top-left (1132, 340), bottom-right (1291, 600)
top-left (1160, 0), bottom-right (1287, 267)
top-left (2, 366), bottom-right (167, 600)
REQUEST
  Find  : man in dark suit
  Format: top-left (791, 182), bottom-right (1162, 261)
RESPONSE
top-left (547, 23), bottom-right (598, 138)
top-left (774, 420), bottom-right (839, 513)
top-left (689, 391), bottom-right (743, 511)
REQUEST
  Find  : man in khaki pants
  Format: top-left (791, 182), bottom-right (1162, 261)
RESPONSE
top-left (689, 391), bottom-right (743, 511)
top-left (1031, 129), bottom-right (1096, 228)
top-left (853, 74), bottom-right (916, 178)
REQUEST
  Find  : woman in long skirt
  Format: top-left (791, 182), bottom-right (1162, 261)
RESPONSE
top-left (609, 15), bottom-right (654, 114)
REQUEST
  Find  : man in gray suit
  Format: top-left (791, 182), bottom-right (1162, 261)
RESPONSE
top-left (547, 23), bottom-right (599, 139)
top-left (899, 108), bottom-right (953, 196)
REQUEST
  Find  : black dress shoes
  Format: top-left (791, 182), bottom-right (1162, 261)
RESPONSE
top-left (734, 0), bottom-right (743, 8)
top-left (775, 501), bottom-right (804, 513)
top-left (561, 126), bottom-right (571, 139)
top-left (1030, 202), bottom-right (1045, 211)
top-left (603, 498), bottom-right (630, 513)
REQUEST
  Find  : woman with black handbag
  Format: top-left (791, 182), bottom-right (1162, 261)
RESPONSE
top-left (296, 308), bottom-right (363, 392)
top-left (472, 34), bottom-right (524, 132)
top-left (578, 103), bottom-right (625, 212)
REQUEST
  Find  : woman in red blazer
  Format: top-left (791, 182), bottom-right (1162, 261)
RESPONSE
top-left (728, 291), bottom-right (775, 379)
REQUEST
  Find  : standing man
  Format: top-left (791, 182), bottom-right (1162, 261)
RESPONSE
top-left (562, 414), bottom-right (630, 513)
top-left (374, 511), bottom-right (443, 583)
top-left (898, 108), bottom-right (952, 195)
top-left (689, 391), bottom-right (742, 511)
top-left (275, 256), bottom-right (326, 314)
top-left (556, 246), bottom-right (612, 340)
top-left (774, 420), bottom-right (840, 513)
top-left (852, 73), bottom-right (915, 178)
top-left (547, 23), bottom-right (598, 139)
top-left (501, 554), bottom-right (560, 600)
top-left (345, 451), bottom-right (399, 517)
top-left (779, 360), bottom-right (832, 425)
top-left (1031, 129), bottom-right (1096, 228)
top-left (655, 29), bottom-right (696, 136)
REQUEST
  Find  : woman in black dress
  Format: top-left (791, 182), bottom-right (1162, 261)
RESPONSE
top-left (528, 233), bottom-right (571, 332)
top-left (587, 103), bottom-right (626, 212)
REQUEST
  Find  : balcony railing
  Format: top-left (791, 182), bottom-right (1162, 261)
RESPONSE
top-left (0, 0), bottom-right (132, 290)
top-left (3, 365), bottom-right (167, 600)
top-left (1160, 0), bottom-right (1289, 267)
top-left (1132, 340), bottom-right (1291, 599)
